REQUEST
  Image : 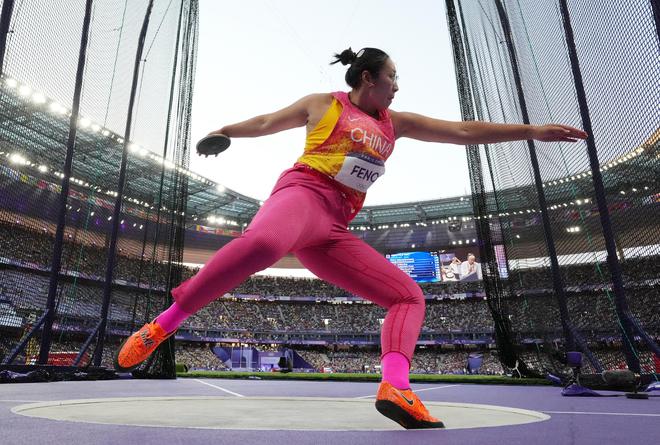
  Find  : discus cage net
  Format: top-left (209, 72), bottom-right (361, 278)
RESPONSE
top-left (445, 0), bottom-right (659, 379)
top-left (0, 0), bottom-right (198, 379)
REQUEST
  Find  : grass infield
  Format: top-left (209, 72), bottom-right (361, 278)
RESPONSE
top-left (177, 370), bottom-right (551, 386)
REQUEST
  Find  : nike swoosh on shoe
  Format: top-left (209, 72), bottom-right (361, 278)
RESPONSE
top-left (397, 389), bottom-right (415, 406)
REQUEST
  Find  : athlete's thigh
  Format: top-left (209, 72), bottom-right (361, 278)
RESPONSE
top-left (294, 232), bottom-right (421, 308)
top-left (245, 185), bottom-right (329, 251)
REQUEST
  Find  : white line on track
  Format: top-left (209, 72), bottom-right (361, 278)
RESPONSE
top-left (0, 399), bottom-right (46, 403)
top-left (354, 384), bottom-right (461, 399)
top-left (543, 411), bottom-right (660, 417)
top-left (193, 379), bottom-right (245, 397)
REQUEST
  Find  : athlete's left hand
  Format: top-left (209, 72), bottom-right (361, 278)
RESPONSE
top-left (532, 124), bottom-right (588, 142)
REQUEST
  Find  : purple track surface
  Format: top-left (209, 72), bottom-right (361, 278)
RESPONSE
top-left (1, 378), bottom-right (658, 445)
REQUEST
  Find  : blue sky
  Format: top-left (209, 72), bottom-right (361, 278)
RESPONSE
top-left (189, 0), bottom-right (471, 205)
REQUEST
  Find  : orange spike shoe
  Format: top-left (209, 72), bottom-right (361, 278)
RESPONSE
top-left (375, 381), bottom-right (446, 429)
top-left (114, 321), bottom-right (175, 372)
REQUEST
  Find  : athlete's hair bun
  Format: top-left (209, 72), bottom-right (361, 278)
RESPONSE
top-left (330, 47), bottom-right (358, 66)
top-left (330, 47), bottom-right (390, 89)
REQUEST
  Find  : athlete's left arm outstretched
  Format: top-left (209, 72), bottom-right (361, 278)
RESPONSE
top-left (390, 110), bottom-right (588, 145)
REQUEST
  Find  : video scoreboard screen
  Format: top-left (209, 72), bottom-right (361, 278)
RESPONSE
top-left (385, 251), bottom-right (441, 283)
top-left (386, 251), bottom-right (497, 283)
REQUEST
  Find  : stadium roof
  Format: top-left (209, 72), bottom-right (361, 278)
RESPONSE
top-left (1, 75), bottom-right (657, 230)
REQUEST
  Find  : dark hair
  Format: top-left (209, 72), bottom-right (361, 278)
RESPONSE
top-left (330, 47), bottom-right (390, 88)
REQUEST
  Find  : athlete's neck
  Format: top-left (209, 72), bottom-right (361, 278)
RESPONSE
top-left (348, 90), bottom-right (379, 119)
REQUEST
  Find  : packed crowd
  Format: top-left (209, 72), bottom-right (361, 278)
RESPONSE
top-left (169, 345), bottom-right (506, 374)
top-left (0, 222), bottom-right (171, 286)
top-left (3, 221), bottom-right (656, 296)
top-left (1, 269), bottom-right (657, 340)
top-left (232, 275), bottom-right (483, 298)
top-left (0, 268), bottom-right (168, 324)
top-left (510, 255), bottom-right (660, 290)
top-left (176, 342), bottom-right (228, 371)
top-left (4, 329), bottom-right (657, 376)
top-left (1, 222), bottom-right (658, 378)
top-left (181, 290), bottom-right (658, 336)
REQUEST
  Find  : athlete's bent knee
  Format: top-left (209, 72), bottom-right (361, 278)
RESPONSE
top-left (400, 283), bottom-right (425, 308)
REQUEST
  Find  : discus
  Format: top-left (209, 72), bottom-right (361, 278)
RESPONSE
top-left (196, 134), bottom-right (231, 157)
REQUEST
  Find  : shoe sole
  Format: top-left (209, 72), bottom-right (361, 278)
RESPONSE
top-left (375, 400), bottom-right (445, 429)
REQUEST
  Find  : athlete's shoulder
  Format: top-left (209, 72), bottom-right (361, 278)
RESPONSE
top-left (279, 93), bottom-right (334, 118)
top-left (296, 93), bottom-right (336, 116)
top-left (301, 92), bottom-right (335, 106)
top-left (388, 109), bottom-right (405, 119)
top-left (386, 109), bottom-right (412, 139)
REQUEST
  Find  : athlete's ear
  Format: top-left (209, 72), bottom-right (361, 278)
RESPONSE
top-left (361, 70), bottom-right (375, 88)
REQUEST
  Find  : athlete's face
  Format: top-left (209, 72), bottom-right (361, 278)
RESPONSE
top-left (371, 58), bottom-right (399, 109)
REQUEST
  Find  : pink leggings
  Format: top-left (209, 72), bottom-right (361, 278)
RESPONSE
top-left (171, 167), bottom-right (425, 363)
